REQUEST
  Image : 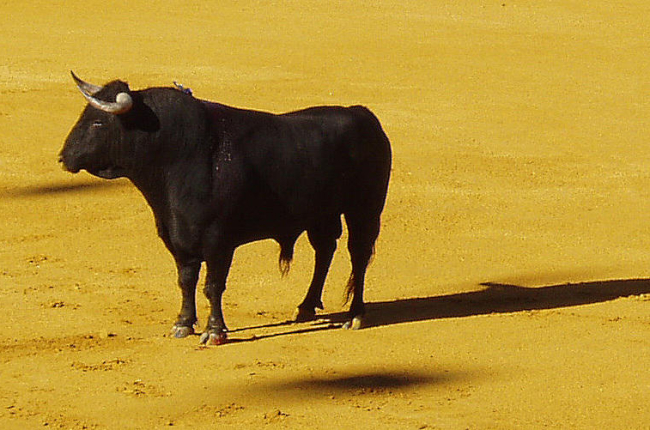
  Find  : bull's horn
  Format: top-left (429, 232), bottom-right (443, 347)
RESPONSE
top-left (82, 91), bottom-right (133, 115)
top-left (71, 71), bottom-right (103, 95)
top-left (71, 71), bottom-right (134, 115)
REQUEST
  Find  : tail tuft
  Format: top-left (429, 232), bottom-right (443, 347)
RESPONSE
top-left (279, 255), bottom-right (292, 277)
top-left (278, 244), bottom-right (294, 278)
top-left (278, 238), bottom-right (296, 278)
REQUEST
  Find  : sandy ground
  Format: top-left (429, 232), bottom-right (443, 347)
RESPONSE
top-left (1, 1), bottom-right (649, 428)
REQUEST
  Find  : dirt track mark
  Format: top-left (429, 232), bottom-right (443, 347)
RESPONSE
top-left (0, 332), bottom-right (123, 362)
top-left (71, 358), bottom-right (129, 372)
top-left (119, 379), bottom-right (172, 398)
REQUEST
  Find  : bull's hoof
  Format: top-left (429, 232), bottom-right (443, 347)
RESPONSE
top-left (342, 316), bottom-right (363, 330)
top-left (170, 325), bottom-right (194, 338)
top-left (199, 330), bottom-right (228, 346)
top-left (294, 307), bottom-right (317, 323)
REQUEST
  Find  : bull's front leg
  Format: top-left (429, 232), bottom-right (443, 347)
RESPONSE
top-left (199, 247), bottom-right (235, 345)
top-left (171, 259), bottom-right (201, 338)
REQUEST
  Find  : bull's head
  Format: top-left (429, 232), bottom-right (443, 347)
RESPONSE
top-left (59, 72), bottom-right (136, 179)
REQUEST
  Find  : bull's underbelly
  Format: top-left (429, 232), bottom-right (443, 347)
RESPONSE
top-left (225, 208), bottom-right (332, 248)
top-left (222, 185), bottom-right (343, 247)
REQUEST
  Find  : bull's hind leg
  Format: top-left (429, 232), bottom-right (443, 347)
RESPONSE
top-left (295, 218), bottom-right (342, 322)
top-left (171, 259), bottom-right (201, 338)
top-left (343, 213), bottom-right (381, 330)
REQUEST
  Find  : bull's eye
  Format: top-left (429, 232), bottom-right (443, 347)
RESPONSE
top-left (91, 120), bottom-right (104, 128)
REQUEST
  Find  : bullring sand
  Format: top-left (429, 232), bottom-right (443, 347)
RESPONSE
top-left (1, 1), bottom-right (648, 428)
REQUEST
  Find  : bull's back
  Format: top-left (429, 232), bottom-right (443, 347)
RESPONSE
top-left (209, 102), bottom-right (391, 220)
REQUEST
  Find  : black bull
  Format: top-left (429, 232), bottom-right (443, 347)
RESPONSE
top-left (59, 72), bottom-right (391, 345)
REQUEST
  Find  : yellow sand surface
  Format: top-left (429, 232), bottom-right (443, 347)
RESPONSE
top-left (1, 1), bottom-right (648, 428)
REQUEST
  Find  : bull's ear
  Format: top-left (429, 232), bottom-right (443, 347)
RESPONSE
top-left (71, 71), bottom-right (133, 115)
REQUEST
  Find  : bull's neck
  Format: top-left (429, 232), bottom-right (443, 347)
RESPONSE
top-left (124, 99), bottom-right (217, 221)
top-left (126, 152), bottom-right (212, 222)
top-left (127, 167), bottom-right (168, 218)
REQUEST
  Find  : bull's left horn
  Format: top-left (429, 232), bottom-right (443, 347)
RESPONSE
top-left (71, 71), bottom-right (134, 115)
top-left (71, 71), bottom-right (103, 95)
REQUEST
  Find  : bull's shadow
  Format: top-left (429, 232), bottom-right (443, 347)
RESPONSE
top-left (230, 278), bottom-right (650, 341)
top-left (4, 178), bottom-right (128, 198)
top-left (347, 278), bottom-right (650, 328)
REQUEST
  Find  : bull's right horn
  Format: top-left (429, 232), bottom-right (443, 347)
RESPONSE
top-left (71, 71), bottom-right (134, 115)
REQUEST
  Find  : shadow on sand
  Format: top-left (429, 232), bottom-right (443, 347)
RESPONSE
top-left (3, 179), bottom-right (128, 198)
top-left (229, 278), bottom-right (650, 342)
top-left (357, 278), bottom-right (650, 328)
top-left (236, 369), bottom-right (457, 397)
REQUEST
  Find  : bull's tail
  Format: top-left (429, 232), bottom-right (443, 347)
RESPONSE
top-left (343, 245), bottom-right (376, 305)
top-left (278, 241), bottom-right (295, 277)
